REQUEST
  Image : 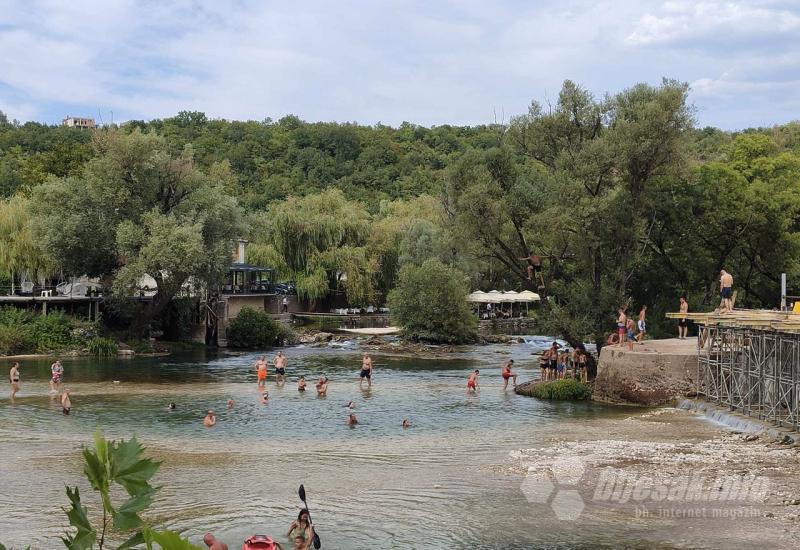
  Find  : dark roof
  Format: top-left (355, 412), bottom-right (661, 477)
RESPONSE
top-left (228, 263), bottom-right (274, 272)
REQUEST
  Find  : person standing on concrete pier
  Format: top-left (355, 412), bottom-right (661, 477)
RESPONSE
top-left (719, 270), bottom-right (734, 313)
top-left (678, 297), bottom-right (689, 339)
top-left (636, 306), bottom-right (647, 344)
top-left (616, 308), bottom-right (627, 347)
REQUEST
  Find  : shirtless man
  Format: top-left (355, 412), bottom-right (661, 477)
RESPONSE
top-left (636, 306), bottom-right (647, 343)
top-left (346, 413), bottom-right (358, 426)
top-left (519, 251), bottom-right (542, 281)
top-left (274, 352), bottom-right (287, 385)
top-left (719, 270), bottom-right (734, 313)
top-left (316, 376), bottom-right (328, 396)
top-left (616, 308), bottom-right (627, 347)
top-left (204, 410), bottom-right (216, 427)
top-left (578, 351), bottom-right (588, 383)
top-left (203, 533), bottom-right (229, 550)
top-left (467, 369), bottom-right (479, 394)
top-left (501, 360), bottom-right (517, 390)
top-left (359, 352), bottom-right (373, 389)
top-left (9, 362), bottom-right (20, 401)
top-left (255, 356), bottom-right (268, 389)
top-left (298, 376), bottom-right (307, 392)
top-left (50, 360), bottom-right (64, 393)
top-left (539, 353), bottom-right (548, 381)
top-left (678, 296), bottom-right (689, 339)
top-left (61, 388), bottom-right (72, 415)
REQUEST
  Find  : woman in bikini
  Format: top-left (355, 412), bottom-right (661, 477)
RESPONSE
top-left (9, 362), bottom-right (20, 400)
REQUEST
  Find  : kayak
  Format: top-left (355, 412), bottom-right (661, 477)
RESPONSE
top-left (242, 535), bottom-right (280, 549)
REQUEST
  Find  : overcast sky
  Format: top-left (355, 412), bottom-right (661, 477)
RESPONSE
top-left (1, 0), bottom-right (798, 129)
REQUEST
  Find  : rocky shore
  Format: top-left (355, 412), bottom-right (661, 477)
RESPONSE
top-left (509, 406), bottom-right (800, 548)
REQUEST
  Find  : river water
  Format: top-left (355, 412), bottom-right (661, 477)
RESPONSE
top-left (2, 342), bottom-right (666, 549)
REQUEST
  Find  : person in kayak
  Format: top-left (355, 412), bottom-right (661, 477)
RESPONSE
top-left (501, 360), bottom-right (517, 390)
top-left (203, 533), bottom-right (229, 550)
top-left (286, 509), bottom-right (314, 549)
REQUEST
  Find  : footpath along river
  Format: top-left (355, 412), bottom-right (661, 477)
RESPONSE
top-left (1, 341), bottom-right (799, 549)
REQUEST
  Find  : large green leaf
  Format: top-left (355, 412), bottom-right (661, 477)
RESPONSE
top-left (109, 435), bottom-right (161, 495)
top-left (118, 530), bottom-right (145, 550)
top-left (112, 488), bottom-right (156, 530)
top-left (61, 486), bottom-right (96, 550)
top-left (143, 528), bottom-right (203, 550)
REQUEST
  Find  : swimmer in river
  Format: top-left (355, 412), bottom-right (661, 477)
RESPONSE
top-left (227, 399), bottom-right (234, 409)
top-left (501, 360), bottom-right (517, 390)
top-left (50, 359), bottom-right (64, 393)
top-left (347, 413), bottom-right (358, 426)
top-left (167, 402), bottom-right (176, 411)
top-left (316, 376), bottom-right (328, 396)
top-left (298, 376), bottom-right (306, 392)
top-left (9, 362), bottom-right (20, 401)
top-left (202, 533), bottom-right (229, 550)
top-left (274, 351), bottom-right (287, 386)
top-left (260, 391), bottom-right (269, 404)
top-left (61, 388), bottom-right (72, 415)
top-left (346, 400), bottom-right (355, 409)
top-left (255, 356), bottom-right (268, 389)
top-left (359, 352), bottom-right (373, 389)
top-left (467, 369), bottom-right (479, 394)
top-left (204, 410), bottom-right (216, 427)
top-left (402, 419), bottom-right (411, 428)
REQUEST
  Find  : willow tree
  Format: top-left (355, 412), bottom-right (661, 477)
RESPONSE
top-left (0, 194), bottom-right (55, 289)
top-left (34, 129), bottom-right (243, 336)
top-left (249, 188), bottom-right (376, 305)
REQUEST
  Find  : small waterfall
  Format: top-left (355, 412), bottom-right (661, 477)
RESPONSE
top-left (678, 399), bottom-right (797, 442)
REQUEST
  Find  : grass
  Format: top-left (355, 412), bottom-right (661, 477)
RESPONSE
top-left (527, 378), bottom-right (593, 400)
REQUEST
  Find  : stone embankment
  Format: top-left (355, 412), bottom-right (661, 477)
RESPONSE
top-left (592, 338), bottom-right (697, 405)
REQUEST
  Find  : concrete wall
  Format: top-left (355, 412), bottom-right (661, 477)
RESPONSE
top-left (593, 340), bottom-right (698, 405)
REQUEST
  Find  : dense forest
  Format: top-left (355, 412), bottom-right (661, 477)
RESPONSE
top-left (1, 79), bottom-right (800, 347)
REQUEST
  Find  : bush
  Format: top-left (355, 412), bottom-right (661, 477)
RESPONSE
top-left (227, 307), bottom-right (295, 348)
top-left (0, 307), bottom-right (88, 355)
top-left (528, 379), bottom-right (592, 400)
top-left (87, 336), bottom-right (119, 356)
top-left (387, 259), bottom-right (478, 344)
top-left (0, 323), bottom-right (33, 355)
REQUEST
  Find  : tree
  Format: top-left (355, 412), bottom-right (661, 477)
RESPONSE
top-left (249, 188), bottom-right (376, 305)
top-left (35, 130), bottom-right (243, 336)
top-left (0, 194), bottom-right (55, 286)
top-left (388, 259), bottom-right (477, 343)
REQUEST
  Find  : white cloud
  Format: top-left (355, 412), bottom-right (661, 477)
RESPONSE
top-left (0, 0), bottom-right (797, 129)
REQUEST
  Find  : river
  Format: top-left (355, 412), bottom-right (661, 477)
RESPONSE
top-left (1, 342), bottom-right (692, 549)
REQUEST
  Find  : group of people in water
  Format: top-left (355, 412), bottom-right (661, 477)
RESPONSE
top-left (8, 359), bottom-right (72, 412)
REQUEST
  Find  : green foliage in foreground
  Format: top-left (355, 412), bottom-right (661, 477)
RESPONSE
top-left (388, 259), bottom-right (478, 344)
top-left (62, 431), bottom-right (201, 550)
top-left (0, 307), bottom-right (93, 355)
top-left (528, 379), bottom-right (593, 400)
top-left (87, 337), bottom-right (119, 357)
top-left (227, 306), bottom-right (296, 348)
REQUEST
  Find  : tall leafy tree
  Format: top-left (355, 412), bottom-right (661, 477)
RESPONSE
top-left (35, 130), bottom-right (243, 336)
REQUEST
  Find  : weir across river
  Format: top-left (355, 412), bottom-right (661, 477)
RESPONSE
top-left (667, 310), bottom-right (800, 432)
